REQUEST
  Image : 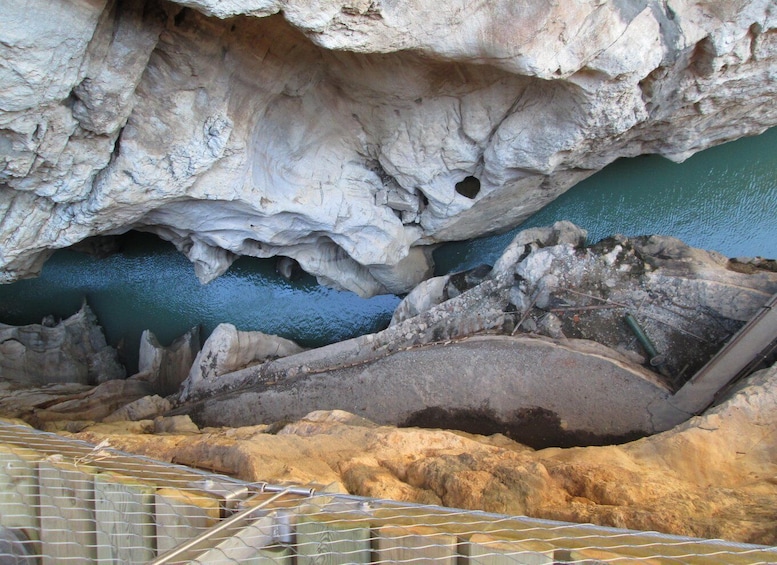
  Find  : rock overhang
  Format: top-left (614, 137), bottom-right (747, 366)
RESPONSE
top-left (1, 0), bottom-right (777, 295)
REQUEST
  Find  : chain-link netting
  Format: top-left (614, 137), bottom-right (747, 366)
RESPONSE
top-left (1, 421), bottom-right (775, 564)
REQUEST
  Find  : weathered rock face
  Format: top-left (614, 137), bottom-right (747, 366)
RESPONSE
top-left (64, 363), bottom-right (777, 545)
top-left (179, 322), bottom-right (304, 400)
top-left (2, 0), bottom-right (776, 295)
top-left (0, 303), bottom-right (125, 385)
top-left (137, 326), bottom-right (200, 397)
top-left (0, 378), bottom-right (152, 427)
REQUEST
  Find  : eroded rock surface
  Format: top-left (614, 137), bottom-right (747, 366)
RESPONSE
top-left (0, 378), bottom-right (151, 429)
top-left (2, 0), bottom-right (776, 294)
top-left (179, 323), bottom-right (304, 400)
top-left (63, 363), bottom-right (777, 545)
top-left (137, 326), bottom-right (201, 397)
top-left (0, 303), bottom-right (124, 385)
top-left (173, 222), bottom-right (777, 443)
top-left (0, 220), bottom-right (775, 543)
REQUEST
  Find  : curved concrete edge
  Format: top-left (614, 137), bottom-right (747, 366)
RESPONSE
top-left (186, 335), bottom-right (692, 447)
top-left (179, 278), bottom-right (511, 402)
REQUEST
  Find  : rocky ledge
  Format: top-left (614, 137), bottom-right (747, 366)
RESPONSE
top-left (1, 223), bottom-right (777, 544)
top-left (173, 222), bottom-right (777, 445)
top-left (3, 222), bottom-right (777, 443)
top-left (2, 1), bottom-right (777, 294)
top-left (2, 363), bottom-right (775, 545)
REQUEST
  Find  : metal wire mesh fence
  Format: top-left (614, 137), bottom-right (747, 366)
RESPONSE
top-left (1, 420), bottom-right (776, 564)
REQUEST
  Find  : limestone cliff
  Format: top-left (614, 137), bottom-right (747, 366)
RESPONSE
top-left (2, 0), bottom-right (777, 294)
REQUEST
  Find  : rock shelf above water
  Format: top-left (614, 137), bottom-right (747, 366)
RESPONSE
top-left (2, 222), bottom-right (776, 445)
top-left (174, 222), bottom-right (777, 442)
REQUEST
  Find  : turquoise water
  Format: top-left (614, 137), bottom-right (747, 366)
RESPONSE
top-left (434, 127), bottom-right (777, 274)
top-left (1, 127), bottom-right (775, 373)
top-left (0, 238), bottom-right (400, 373)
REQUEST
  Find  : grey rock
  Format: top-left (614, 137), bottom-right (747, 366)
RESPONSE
top-left (0, 303), bottom-right (124, 386)
top-left (154, 414), bottom-right (199, 434)
top-left (179, 323), bottom-right (305, 400)
top-left (275, 256), bottom-right (301, 280)
top-left (138, 327), bottom-right (201, 397)
top-left (1, 2), bottom-right (776, 295)
top-left (390, 275), bottom-right (450, 326)
top-left (537, 314), bottom-right (564, 339)
top-left (31, 379), bottom-right (153, 424)
top-left (103, 394), bottom-right (172, 422)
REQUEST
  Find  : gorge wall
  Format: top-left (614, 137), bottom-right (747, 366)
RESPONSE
top-left (2, 0), bottom-right (777, 295)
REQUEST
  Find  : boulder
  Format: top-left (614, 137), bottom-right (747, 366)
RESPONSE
top-left (1, 1), bottom-right (776, 294)
top-left (179, 323), bottom-right (304, 400)
top-left (103, 394), bottom-right (172, 423)
top-left (389, 275), bottom-right (450, 326)
top-left (394, 220), bottom-right (777, 385)
top-left (153, 414), bottom-right (199, 434)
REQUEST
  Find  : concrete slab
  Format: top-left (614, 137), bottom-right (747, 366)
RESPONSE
top-left (189, 335), bottom-right (690, 448)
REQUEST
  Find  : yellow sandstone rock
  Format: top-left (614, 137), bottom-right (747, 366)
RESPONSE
top-left (63, 365), bottom-right (777, 546)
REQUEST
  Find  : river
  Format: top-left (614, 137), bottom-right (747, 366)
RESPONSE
top-left (1, 127), bottom-right (776, 373)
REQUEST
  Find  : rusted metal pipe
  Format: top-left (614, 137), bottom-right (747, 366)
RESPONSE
top-left (624, 312), bottom-right (665, 366)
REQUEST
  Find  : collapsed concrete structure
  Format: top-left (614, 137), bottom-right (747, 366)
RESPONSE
top-left (174, 222), bottom-right (777, 446)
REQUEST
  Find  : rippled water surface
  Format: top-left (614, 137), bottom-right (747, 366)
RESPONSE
top-left (435, 127), bottom-right (777, 273)
top-left (1, 127), bottom-right (776, 373)
top-left (0, 242), bottom-right (400, 372)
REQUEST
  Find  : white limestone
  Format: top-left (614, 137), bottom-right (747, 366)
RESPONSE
top-left (2, 0), bottom-right (776, 295)
top-left (180, 323), bottom-right (304, 400)
top-left (0, 303), bottom-right (124, 386)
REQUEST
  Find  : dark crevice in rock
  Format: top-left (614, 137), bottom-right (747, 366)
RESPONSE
top-left (748, 22), bottom-right (762, 61)
top-left (69, 235), bottom-right (125, 258)
top-left (690, 36), bottom-right (717, 77)
top-left (637, 65), bottom-right (667, 114)
top-left (443, 264), bottom-right (492, 300)
top-left (400, 406), bottom-right (646, 449)
top-left (173, 7), bottom-right (189, 27)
